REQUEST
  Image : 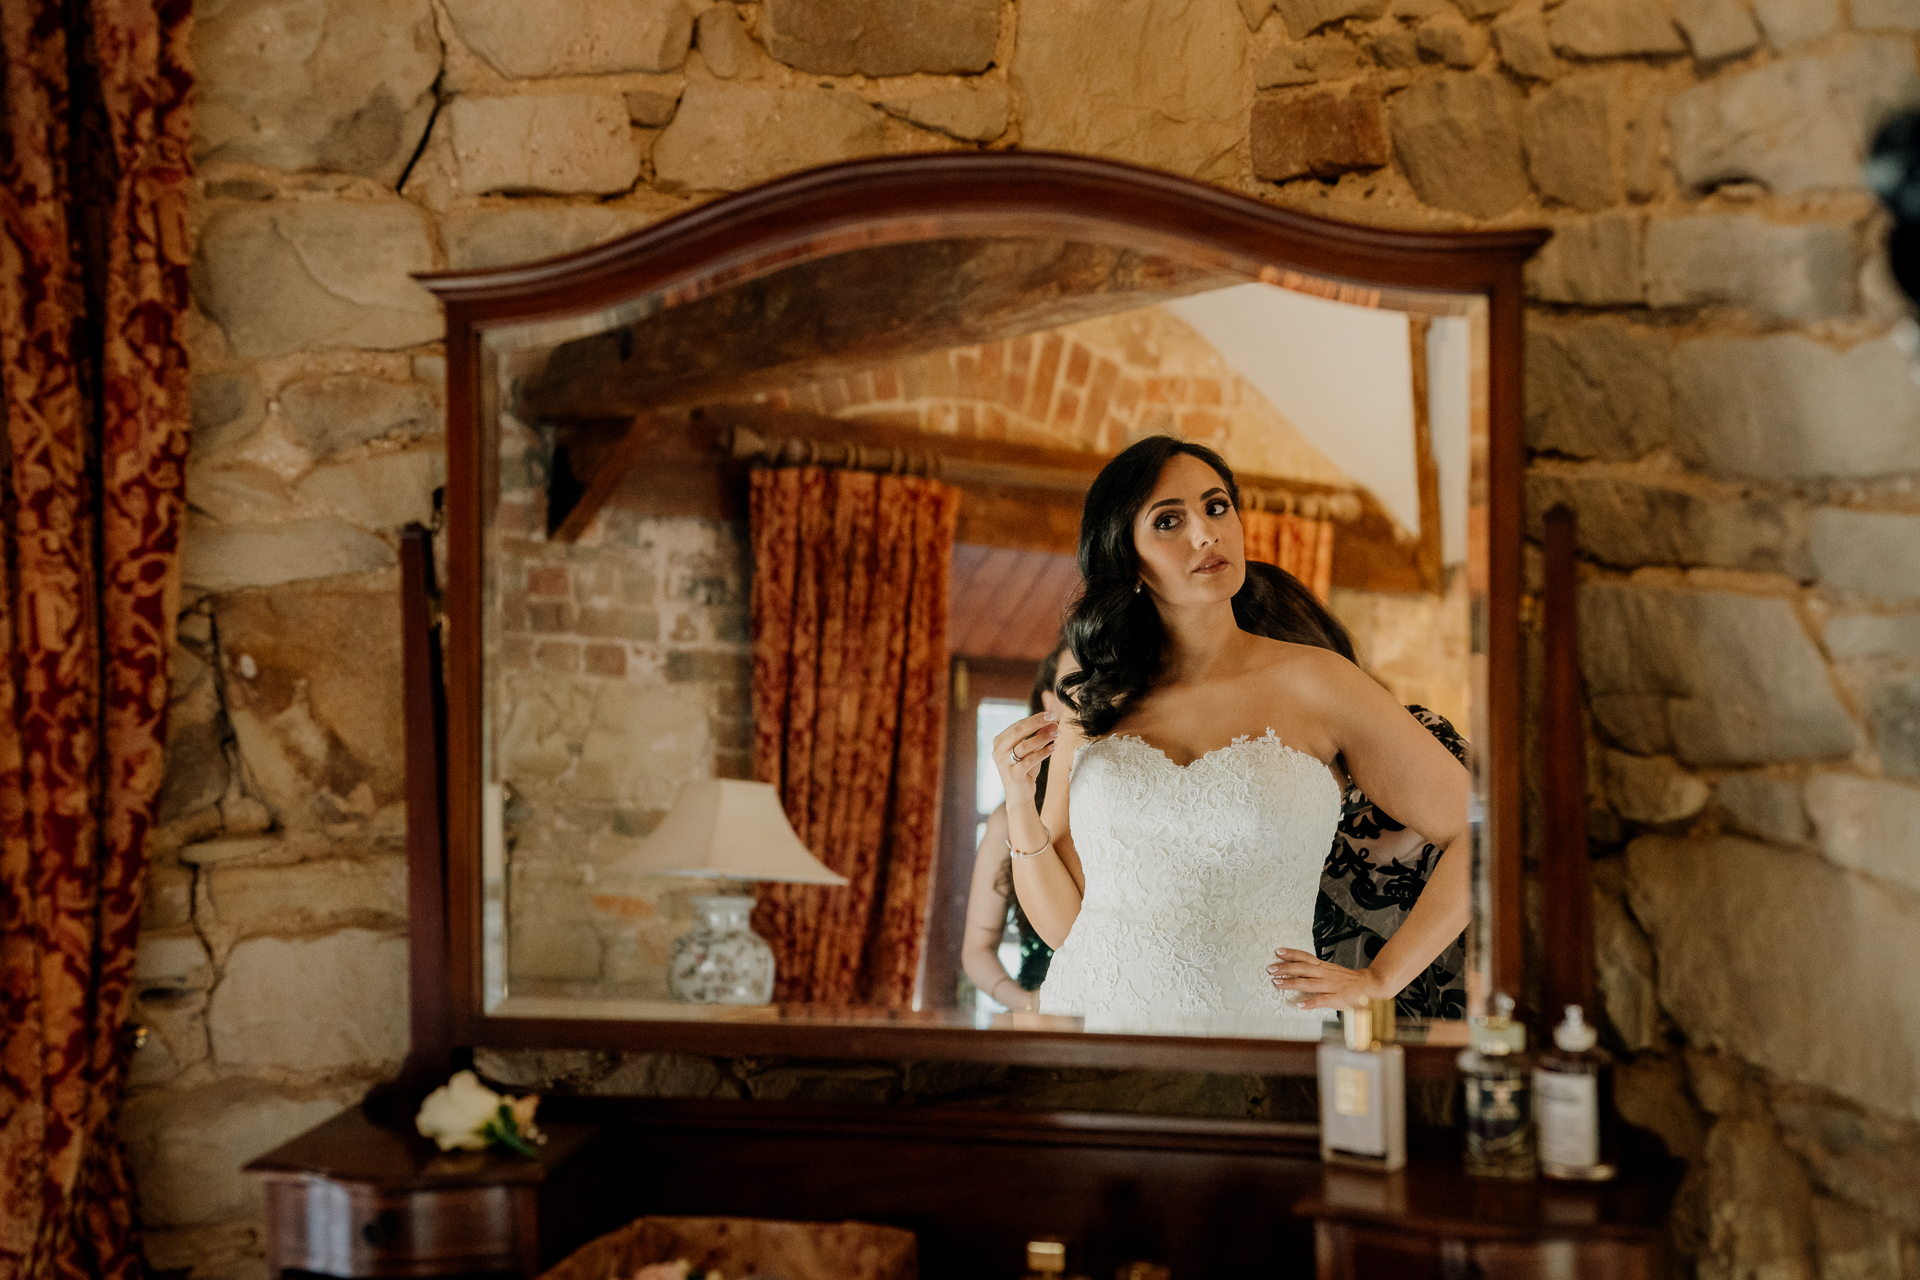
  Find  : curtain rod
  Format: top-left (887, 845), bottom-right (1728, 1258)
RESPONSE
top-left (724, 425), bottom-right (1365, 524)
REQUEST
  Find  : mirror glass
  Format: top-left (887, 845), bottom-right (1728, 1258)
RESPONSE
top-left (475, 235), bottom-right (1488, 1041)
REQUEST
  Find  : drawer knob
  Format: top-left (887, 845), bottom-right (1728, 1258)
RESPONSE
top-left (361, 1211), bottom-right (403, 1247)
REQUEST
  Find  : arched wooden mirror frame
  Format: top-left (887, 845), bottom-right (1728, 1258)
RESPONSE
top-left (419, 152), bottom-right (1547, 1076)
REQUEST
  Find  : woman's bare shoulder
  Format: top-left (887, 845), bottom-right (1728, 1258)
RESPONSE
top-left (1245, 634), bottom-right (1365, 691)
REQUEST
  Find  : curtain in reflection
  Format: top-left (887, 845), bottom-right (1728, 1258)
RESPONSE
top-left (749, 467), bottom-right (960, 1008)
top-left (0, 0), bottom-right (193, 1275)
top-left (1242, 510), bottom-right (1334, 602)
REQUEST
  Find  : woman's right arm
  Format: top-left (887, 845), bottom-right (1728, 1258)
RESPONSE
top-left (960, 807), bottom-right (1032, 1010)
top-left (991, 711), bottom-right (1085, 950)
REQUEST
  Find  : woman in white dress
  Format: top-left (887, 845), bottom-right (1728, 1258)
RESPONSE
top-left (993, 437), bottom-right (1472, 1035)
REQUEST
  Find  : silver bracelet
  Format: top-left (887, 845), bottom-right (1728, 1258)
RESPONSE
top-left (1007, 824), bottom-right (1053, 859)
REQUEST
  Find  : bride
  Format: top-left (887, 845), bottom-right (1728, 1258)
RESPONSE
top-left (995, 437), bottom-right (1472, 1036)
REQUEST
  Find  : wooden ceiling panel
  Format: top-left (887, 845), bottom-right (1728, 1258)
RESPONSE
top-left (949, 545), bottom-right (1081, 663)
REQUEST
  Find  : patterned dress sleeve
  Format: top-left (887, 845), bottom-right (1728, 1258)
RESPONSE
top-left (1312, 706), bottom-right (1471, 1020)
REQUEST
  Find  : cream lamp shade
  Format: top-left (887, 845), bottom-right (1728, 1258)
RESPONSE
top-left (629, 778), bottom-right (849, 885)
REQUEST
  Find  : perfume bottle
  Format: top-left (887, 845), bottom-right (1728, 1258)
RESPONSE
top-left (1458, 992), bottom-right (1535, 1179)
top-left (1535, 1005), bottom-right (1618, 1181)
top-left (1318, 997), bottom-right (1407, 1172)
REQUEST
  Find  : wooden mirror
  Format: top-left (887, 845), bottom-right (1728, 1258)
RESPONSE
top-left (419, 152), bottom-right (1544, 1075)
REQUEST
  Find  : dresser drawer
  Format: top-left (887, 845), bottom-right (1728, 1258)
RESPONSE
top-left (263, 1175), bottom-right (536, 1278)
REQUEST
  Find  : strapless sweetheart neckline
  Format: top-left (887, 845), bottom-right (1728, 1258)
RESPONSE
top-left (1100, 728), bottom-right (1325, 773)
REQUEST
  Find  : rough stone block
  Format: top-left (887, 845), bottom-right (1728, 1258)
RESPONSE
top-left (1546, 0), bottom-right (1685, 54)
top-left (1600, 749), bottom-right (1710, 823)
top-left (653, 83), bottom-right (886, 192)
top-left (1811, 1198), bottom-right (1906, 1280)
top-left (143, 863), bottom-right (195, 932)
top-left (1624, 95), bottom-right (1665, 199)
top-left (1825, 613), bottom-right (1920, 661)
top-left (179, 836), bottom-right (280, 867)
top-left (1809, 509), bottom-right (1920, 600)
top-left (1717, 772), bottom-right (1811, 844)
top-left (186, 464), bottom-right (295, 527)
top-left (123, 1080), bottom-right (361, 1225)
top-left (194, 202), bottom-right (439, 360)
top-left (1493, 7), bottom-right (1559, 78)
top-left (1593, 875), bottom-right (1662, 1050)
top-left (1667, 37), bottom-right (1920, 193)
top-left (1251, 87), bottom-right (1390, 181)
top-left (191, 371), bottom-right (264, 458)
top-left (1645, 213), bottom-right (1855, 319)
top-left (135, 932), bottom-right (212, 994)
top-left (159, 640), bottom-right (230, 824)
top-left (194, 0), bottom-right (440, 184)
top-left (1629, 835), bottom-right (1920, 1121)
top-left (447, 95), bottom-right (640, 196)
top-left (1848, 0), bottom-right (1918, 29)
top-left (1672, 334), bottom-right (1920, 480)
top-left (278, 376), bottom-right (439, 459)
top-left (1416, 19), bottom-right (1490, 66)
top-left (698, 4), bottom-right (762, 77)
top-left (215, 586), bottom-right (405, 830)
top-left (1253, 37), bottom-right (1366, 86)
top-left (1752, 0), bottom-right (1838, 42)
top-left (209, 930), bottom-right (408, 1070)
top-left (444, 0), bottom-right (690, 76)
top-left (1273, 0), bottom-right (1391, 35)
top-left (1523, 75), bottom-right (1622, 211)
top-left (1371, 27), bottom-right (1421, 66)
top-left (182, 516), bottom-right (395, 592)
top-left (205, 857), bottom-right (408, 937)
top-left (1526, 212), bottom-right (1645, 304)
top-left (1674, 0), bottom-right (1761, 61)
top-left (1805, 773), bottom-right (1920, 893)
top-left (1580, 583), bottom-right (1858, 764)
top-left (441, 205), bottom-right (659, 272)
top-left (763, 0), bottom-right (998, 74)
top-left (1013, 0), bottom-right (1249, 182)
top-left (1771, 1092), bottom-right (1920, 1236)
top-left (509, 919), bottom-right (605, 981)
top-left (1526, 472), bottom-right (1809, 576)
top-left (294, 449), bottom-right (446, 532)
top-left (1389, 75), bottom-right (1529, 217)
top-left (1872, 677), bottom-right (1920, 779)
top-left (1525, 319), bottom-right (1672, 460)
top-left (880, 85), bottom-right (1012, 142)
top-left (625, 88), bottom-right (683, 128)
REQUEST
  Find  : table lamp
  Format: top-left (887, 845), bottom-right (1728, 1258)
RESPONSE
top-left (628, 778), bottom-right (848, 1005)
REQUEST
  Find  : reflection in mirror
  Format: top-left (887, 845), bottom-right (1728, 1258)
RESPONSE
top-left (478, 238), bottom-right (1484, 1042)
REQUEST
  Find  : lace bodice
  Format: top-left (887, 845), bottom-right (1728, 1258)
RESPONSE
top-left (1037, 731), bottom-right (1340, 1038)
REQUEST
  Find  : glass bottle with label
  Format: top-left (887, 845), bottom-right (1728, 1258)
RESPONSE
top-left (1458, 992), bottom-right (1535, 1179)
top-left (1534, 1005), bottom-right (1618, 1181)
top-left (1317, 998), bottom-right (1406, 1172)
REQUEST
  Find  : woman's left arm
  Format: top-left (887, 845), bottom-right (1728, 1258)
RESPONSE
top-left (1270, 653), bottom-right (1473, 1011)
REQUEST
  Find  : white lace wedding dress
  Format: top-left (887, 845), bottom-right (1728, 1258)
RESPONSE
top-left (1037, 730), bottom-right (1339, 1039)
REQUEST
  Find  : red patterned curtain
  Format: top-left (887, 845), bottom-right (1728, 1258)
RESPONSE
top-left (0, 1), bottom-right (192, 1277)
top-left (1244, 509), bottom-right (1334, 602)
top-left (749, 467), bottom-right (959, 1009)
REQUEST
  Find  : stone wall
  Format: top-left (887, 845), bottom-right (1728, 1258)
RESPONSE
top-left (147, 0), bottom-right (1920, 1276)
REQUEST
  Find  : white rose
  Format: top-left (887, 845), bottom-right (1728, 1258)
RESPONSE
top-left (415, 1071), bottom-right (503, 1151)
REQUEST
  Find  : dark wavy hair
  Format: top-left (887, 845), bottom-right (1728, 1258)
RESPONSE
top-left (1059, 436), bottom-right (1354, 736)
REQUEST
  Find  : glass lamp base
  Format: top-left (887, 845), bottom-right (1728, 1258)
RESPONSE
top-left (668, 893), bottom-right (775, 1004)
